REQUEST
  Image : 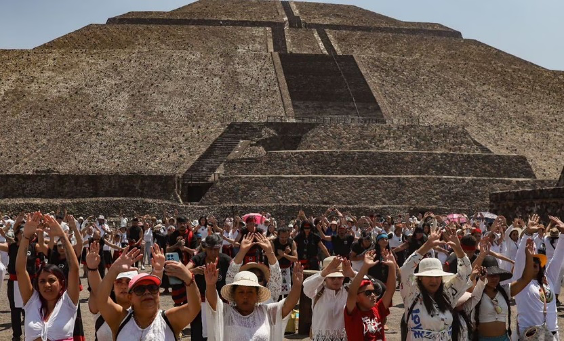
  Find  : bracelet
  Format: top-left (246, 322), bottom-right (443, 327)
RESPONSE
top-left (87, 267), bottom-right (98, 272)
top-left (184, 274), bottom-right (194, 287)
top-left (23, 235), bottom-right (32, 240)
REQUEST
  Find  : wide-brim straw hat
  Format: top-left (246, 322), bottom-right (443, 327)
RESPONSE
top-left (317, 256), bottom-right (344, 278)
top-left (413, 258), bottom-right (456, 281)
top-left (240, 262), bottom-right (271, 282)
top-left (221, 271), bottom-right (271, 303)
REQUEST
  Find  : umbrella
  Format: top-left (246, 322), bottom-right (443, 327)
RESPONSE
top-left (241, 213), bottom-right (266, 225)
top-left (447, 214), bottom-right (468, 224)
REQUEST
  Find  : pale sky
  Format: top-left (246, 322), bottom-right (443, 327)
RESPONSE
top-left (0, 0), bottom-right (562, 71)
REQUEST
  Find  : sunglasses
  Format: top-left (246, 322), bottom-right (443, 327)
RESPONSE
top-left (358, 290), bottom-right (378, 297)
top-left (131, 284), bottom-right (159, 296)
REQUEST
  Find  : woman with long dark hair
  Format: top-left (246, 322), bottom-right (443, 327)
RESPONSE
top-left (469, 239), bottom-right (534, 341)
top-left (513, 215), bottom-right (564, 340)
top-left (18, 212), bottom-right (80, 341)
top-left (400, 227), bottom-right (471, 340)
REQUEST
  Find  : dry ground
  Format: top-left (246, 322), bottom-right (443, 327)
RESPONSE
top-left (2, 268), bottom-right (564, 340)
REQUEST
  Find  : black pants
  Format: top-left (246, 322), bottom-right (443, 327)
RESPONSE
top-left (190, 311), bottom-right (207, 341)
top-left (8, 280), bottom-right (23, 340)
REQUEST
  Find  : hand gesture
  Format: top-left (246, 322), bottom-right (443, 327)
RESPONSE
top-left (549, 216), bottom-right (564, 232)
top-left (443, 228), bottom-right (461, 250)
top-left (151, 244), bottom-right (165, 273)
top-left (165, 260), bottom-right (193, 283)
top-left (479, 238), bottom-right (491, 255)
top-left (381, 249), bottom-right (396, 267)
top-left (341, 259), bottom-right (355, 278)
top-left (254, 233), bottom-right (272, 253)
top-left (86, 241), bottom-right (101, 269)
top-left (292, 262), bottom-right (304, 285)
top-left (474, 266), bottom-right (487, 282)
top-left (191, 265), bottom-right (205, 276)
top-left (23, 212), bottom-right (42, 238)
top-left (525, 238), bottom-right (535, 256)
top-left (321, 256), bottom-right (342, 277)
top-left (363, 250), bottom-right (379, 268)
top-left (239, 233), bottom-right (255, 253)
top-left (204, 260), bottom-right (219, 285)
top-left (111, 246), bottom-right (142, 273)
top-left (528, 214), bottom-right (540, 229)
top-left (66, 214), bottom-right (77, 230)
top-left (426, 230), bottom-right (444, 248)
top-left (44, 214), bottom-right (65, 238)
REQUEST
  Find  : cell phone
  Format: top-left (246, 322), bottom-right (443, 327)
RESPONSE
top-left (165, 253), bottom-right (183, 285)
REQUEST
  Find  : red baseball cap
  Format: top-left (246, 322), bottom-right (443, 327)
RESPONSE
top-left (128, 273), bottom-right (161, 292)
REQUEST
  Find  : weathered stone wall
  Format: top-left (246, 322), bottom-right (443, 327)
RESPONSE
top-left (558, 168), bottom-right (564, 187)
top-left (224, 151), bottom-right (535, 178)
top-left (0, 174), bottom-right (178, 200)
top-left (333, 30), bottom-right (564, 180)
top-left (0, 198), bottom-right (463, 221)
top-left (298, 124), bottom-right (488, 153)
top-left (40, 24), bottom-right (269, 52)
top-left (490, 187), bottom-right (564, 221)
top-left (200, 175), bottom-right (552, 210)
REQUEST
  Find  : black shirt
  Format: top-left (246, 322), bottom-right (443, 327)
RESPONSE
top-left (168, 229), bottom-right (198, 264)
top-left (294, 232), bottom-right (322, 260)
top-left (190, 252), bottom-right (231, 299)
top-left (446, 251), bottom-right (478, 274)
top-left (273, 237), bottom-right (294, 269)
top-left (350, 240), bottom-right (374, 257)
top-left (127, 226), bottom-right (143, 244)
top-left (331, 235), bottom-right (355, 258)
top-left (8, 242), bottom-right (39, 276)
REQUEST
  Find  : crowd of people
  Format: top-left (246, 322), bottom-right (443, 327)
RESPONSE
top-left (1, 207), bottom-right (564, 340)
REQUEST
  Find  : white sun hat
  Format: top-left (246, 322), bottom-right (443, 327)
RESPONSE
top-left (413, 258), bottom-right (456, 281)
top-left (221, 271), bottom-right (271, 303)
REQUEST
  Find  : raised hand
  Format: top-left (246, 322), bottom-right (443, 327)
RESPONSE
top-left (426, 230), bottom-right (444, 248)
top-left (341, 259), bottom-right (355, 278)
top-left (86, 241), bottom-right (101, 269)
top-left (239, 233), bottom-right (255, 252)
top-left (381, 249), bottom-right (396, 267)
top-left (549, 216), bottom-right (564, 232)
top-left (528, 214), bottom-right (540, 229)
top-left (525, 238), bottom-right (535, 256)
top-left (165, 261), bottom-right (193, 284)
top-left (23, 212), bottom-right (42, 238)
top-left (292, 262), bottom-right (304, 285)
top-left (254, 233), bottom-right (272, 253)
top-left (204, 261), bottom-right (219, 285)
top-left (151, 244), bottom-right (165, 273)
top-left (111, 246), bottom-right (142, 273)
top-left (321, 256), bottom-right (342, 277)
top-left (479, 238), bottom-right (491, 255)
top-left (44, 214), bottom-right (65, 238)
top-left (363, 250), bottom-right (380, 268)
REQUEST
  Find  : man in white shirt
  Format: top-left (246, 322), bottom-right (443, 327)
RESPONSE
top-left (303, 256), bottom-right (356, 341)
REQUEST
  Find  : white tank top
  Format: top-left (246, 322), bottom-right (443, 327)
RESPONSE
top-left (116, 309), bottom-right (176, 341)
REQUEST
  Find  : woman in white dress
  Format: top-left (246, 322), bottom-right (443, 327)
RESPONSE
top-left (204, 261), bottom-right (303, 341)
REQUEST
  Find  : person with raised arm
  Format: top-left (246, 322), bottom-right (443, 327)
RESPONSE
top-left (18, 212), bottom-right (80, 341)
top-left (95, 245), bottom-right (200, 340)
top-left (303, 256), bottom-right (356, 340)
top-left (87, 241), bottom-right (165, 341)
top-left (400, 227), bottom-right (471, 341)
top-left (225, 232), bottom-right (282, 303)
top-left (513, 215), bottom-right (564, 340)
top-left (344, 249), bottom-right (396, 340)
top-left (204, 261), bottom-right (303, 341)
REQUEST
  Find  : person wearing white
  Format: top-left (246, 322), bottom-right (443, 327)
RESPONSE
top-left (303, 256), bottom-right (356, 341)
top-left (501, 223), bottom-right (521, 274)
top-left (204, 262), bottom-right (304, 341)
top-left (400, 228), bottom-right (471, 341)
top-left (96, 246), bottom-right (201, 341)
top-left (18, 212), bottom-right (80, 341)
top-left (226, 232), bottom-right (282, 303)
top-left (513, 215), bottom-right (564, 340)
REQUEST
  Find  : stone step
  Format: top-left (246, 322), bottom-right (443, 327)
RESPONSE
top-left (224, 150), bottom-right (536, 178)
top-left (199, 175), bottom-right (552, 210)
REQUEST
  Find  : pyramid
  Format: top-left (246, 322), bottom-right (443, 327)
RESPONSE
top-left (0, 0), bottom-right (562, 217)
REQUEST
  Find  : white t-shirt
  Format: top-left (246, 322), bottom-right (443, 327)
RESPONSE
top-left (116, 309), bottom-right (176, 341)
top-left (144, 228), bottom-right (153, 243)
top-left (24, 290), bottom-right (78, 341)
top-left (197, 226), bottom-right (209, 240)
